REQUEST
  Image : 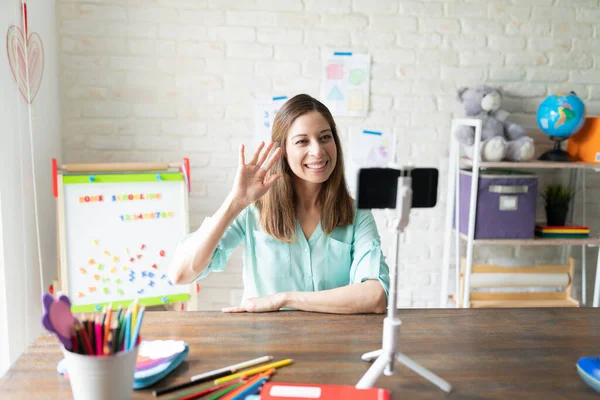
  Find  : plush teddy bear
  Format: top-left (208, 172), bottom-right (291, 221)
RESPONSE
top-left (455, 85), bottom-right (535, 162)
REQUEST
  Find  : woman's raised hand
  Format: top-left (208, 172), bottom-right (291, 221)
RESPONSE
top-left (229, 141), bottom-right (282, 209)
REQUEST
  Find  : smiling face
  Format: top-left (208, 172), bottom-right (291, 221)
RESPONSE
top-left (256, 94), bottom-right (354, 241)
top-left (285, 111), bottom-right (338, 185)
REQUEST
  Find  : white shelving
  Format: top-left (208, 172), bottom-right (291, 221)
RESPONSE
top-left (457, 233), bottom-right (600, 246)
top-left (440, 118), bottom-right (600, 309)
top-left (459, 157), bottom-right (600, 170)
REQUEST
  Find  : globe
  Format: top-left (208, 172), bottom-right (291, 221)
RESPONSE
top-left (536, 92), bottom-right (586, 139)
top-left (536, 92), bottom-right (586, 162)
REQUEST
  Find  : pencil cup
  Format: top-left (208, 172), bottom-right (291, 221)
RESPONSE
top-left (61, 344), bottom-right (139, 400)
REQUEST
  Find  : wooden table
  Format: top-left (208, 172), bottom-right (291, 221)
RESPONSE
top-left (1, 308), bottom-right (598, 399)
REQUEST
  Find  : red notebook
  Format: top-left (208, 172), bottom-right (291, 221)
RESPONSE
top-left (260, 382), bottom-right (391, 400)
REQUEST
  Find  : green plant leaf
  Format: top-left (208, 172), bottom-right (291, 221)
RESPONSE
top-left (541, 183), bottom-right (575, 207)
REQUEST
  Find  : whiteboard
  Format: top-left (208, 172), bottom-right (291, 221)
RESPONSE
top-left (59, 172), bottom-right (190, 312)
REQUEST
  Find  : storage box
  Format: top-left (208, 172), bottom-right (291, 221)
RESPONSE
top-left (566, 117), bottom-right (600, 163)
top-left (457, 168), bottom-right (538, 239)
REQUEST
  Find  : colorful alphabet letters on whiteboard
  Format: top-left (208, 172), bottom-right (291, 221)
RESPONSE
top-left (320, 52), bottom-right (371, 117)
top-left (59, 173), bottom-right (189, 312)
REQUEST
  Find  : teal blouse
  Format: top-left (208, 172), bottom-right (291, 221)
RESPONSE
top-left (193, 204), bottom-right (390, 304)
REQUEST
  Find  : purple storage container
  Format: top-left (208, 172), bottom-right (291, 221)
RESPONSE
top-left (457, 168), bottom-right (538, 239)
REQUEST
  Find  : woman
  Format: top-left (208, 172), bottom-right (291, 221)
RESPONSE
top-left (169, 94), bottom-right (390, 314)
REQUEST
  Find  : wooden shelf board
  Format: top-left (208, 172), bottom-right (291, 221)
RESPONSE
top-left (449, 295), bottom-right (580, 308)
top-left (458, 232), bottom-right (600, 246)
top-left (459, 157), bottom-right (600, 170)
top-left (470, 299), bottom-right (579, 308)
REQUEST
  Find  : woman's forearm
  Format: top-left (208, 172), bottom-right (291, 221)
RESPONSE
top-left (280, 280), bottom-right (387, 314)
top-left (169, 194), bottom-right (245, 285)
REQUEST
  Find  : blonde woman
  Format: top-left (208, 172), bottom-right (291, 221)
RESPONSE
top-left (169, 94), bottom-right (389, 314)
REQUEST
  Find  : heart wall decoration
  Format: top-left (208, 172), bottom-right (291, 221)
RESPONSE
top-left (6, 24), bottom-right (45, 104)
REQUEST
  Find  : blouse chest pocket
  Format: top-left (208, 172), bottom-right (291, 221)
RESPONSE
top-left (252, 230), bottom-right (291, 278)
top-left (327, 238), bottom-right (351, 287)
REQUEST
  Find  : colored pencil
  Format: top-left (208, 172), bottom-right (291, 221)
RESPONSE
top-left (95, 315), bottom-right (103, 356)
top-left (111, 324), bottom-right (118, 355)
top-left (220, 369), bottom-right (274, 400)
top-left (81, 318), bottom-right (87, 341)
top-left (115, 305), bottom-right (123, 327)
top-left (227, 378), bottom-right (268, 400)
top-left (104, 329), bottom-right (113, 356)
top-left (73, 322), bottom-right (84, 355)
top-left (100, 307), bottom-right (107, 354)
top-left (203, 381), bottom-right (246, 400)
top-left (214, 359), bottom-right (293, 385)
top-left (153, 355), bottom-right (273, 397)
top-left (173, 381), bottom-right (245, 400)
top-left (118, 307), bottom-right (125, 349)
top-left (118, 309), bottom-right (129, 352)
top-left (191, 356), bottom-right (273, 381)
top-left (154, 370), bottom-right (232, 397)
top-left (71, 327), bottom-right (79, 354)
top-left (79, 330), bottom-right (86, 354)
top-left (118, 306), bottom-right (125, 326)
top-left (125, 309), bottom-right (132, 351)
top-left (103, 304), bottom-right (113, 355)
top-left (100, 305), bottom-right (107, 330)
top-left (130, 305), bottom-right (145, 350)
top-left (75, 325), bottom-right (84, 354)
top-left (76, 320), bottom-right (94, 355)
top-left (85, 315), bottom-right (93, 343)
top-left (86, 317), bottom-right (95, 351)
top-left (163, 380), bottom-right (242, 400)
top-left (130, 299), bottom-right (139, 344)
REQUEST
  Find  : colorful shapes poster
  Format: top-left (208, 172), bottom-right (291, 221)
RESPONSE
top-left (320, 52), bottom-right (371, 117)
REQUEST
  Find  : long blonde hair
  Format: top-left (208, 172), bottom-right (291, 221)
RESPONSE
top-left (256, 94), bottom-right (354, 242)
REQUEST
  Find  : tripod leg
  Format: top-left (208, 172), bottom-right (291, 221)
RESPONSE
top-left (356, 353), bottom-right (390, 389)
top-left (361, 349), bottom-right (382, 362)
top-left (395, 352), bottom-right (452, 393)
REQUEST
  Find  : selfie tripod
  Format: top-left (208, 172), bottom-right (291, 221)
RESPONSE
top-left (355, 173), bottom-right (452, 393)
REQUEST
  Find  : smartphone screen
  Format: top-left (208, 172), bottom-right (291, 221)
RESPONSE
top-left (356, 167), bottom-right (438, 209)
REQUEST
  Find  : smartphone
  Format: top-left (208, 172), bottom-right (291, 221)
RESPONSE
top-left (356, 167), bottom-right (439, 209)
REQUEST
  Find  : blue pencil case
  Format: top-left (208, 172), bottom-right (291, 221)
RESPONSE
top-left (577, 356), bottom-right (600, 393)
top-left (133, 342), bottom-right (188, 389)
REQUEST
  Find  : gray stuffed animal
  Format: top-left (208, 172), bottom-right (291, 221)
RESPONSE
top-left (455, 85), bottom-right (534, 162)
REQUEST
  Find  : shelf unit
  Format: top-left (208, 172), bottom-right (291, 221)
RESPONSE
top-left (451, 257), bottom-right (579, 308)
top-left (457, 233), bottom-right (600, 246)
top-left (440, 118), bottom-right (600, 308)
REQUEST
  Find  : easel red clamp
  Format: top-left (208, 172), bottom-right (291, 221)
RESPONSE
top-left (181, 157), bottom-right (191, 193)
top-left (52, 158), bottom-right (58, 198)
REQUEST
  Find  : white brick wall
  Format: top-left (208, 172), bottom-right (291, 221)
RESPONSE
top-left (58, 0), bottom-right (600, 310)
